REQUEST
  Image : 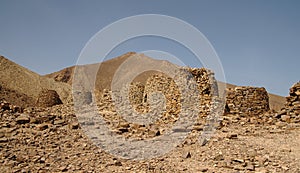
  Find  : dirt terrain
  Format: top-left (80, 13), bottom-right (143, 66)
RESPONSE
top-left (0, 53), bottom-right (299, 172)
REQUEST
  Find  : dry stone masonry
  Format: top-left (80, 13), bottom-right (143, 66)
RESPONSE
top-left (225, 87), bottom-right (270, 116)
top-left (276, 82), bottom-right (300, 123)
top-left (36, 89), bottom-right (63, 107)
top-left (94, 67), bottom-right (221, 140)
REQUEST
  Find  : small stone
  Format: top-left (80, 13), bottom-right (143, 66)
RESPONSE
top-left (214, 153), bottom-right (224, 161)
top-left (0, 102), bottom-right (10, 111)
top-left (277, 110), bottom-right (287, 117)
top-left (233, 165), bottom-right (244, 170)
top-left (198, 167), bottom-right (208, 172)
top-left (114, 160), bottom-right (122, 166)
top-left (69, 122), bottom-right (79, 129)
top-left (0, 137), bottom-right (8, 143)
top-left (11, 105), bottom-right (23, 113)
top-left (54, 119), bottom-right (65, 125)
top-left (182, 151), bottom-right (191, 158)
top-left (149, 130), bottom-right (161, 137)
top-left (199, 137), bottom-right (209, 146)
top-left (118, 122), bottom-right (130, 128)
top-left (59, 166), bottom-right (68, 172)
top-left (117, 128), bottom-right (129, 133)
top-left (16, 114), bottom-right (30, 124)
top-left (281, 115), bottom-right (290, 122)
top-left (232, 158), bottom-right (244, 163)
top-left (227, 133), bottom-right (238, 139)
top-left (36, 123), bottom-right (50, 131)
top-left (245, 164), bottom-right (255, 171)
top-left (281, 166), bottom-right (289, 171)
top-left (40, 157), bottom-right (46, 163)
top-left (193, 125), bottom-right (203, 131)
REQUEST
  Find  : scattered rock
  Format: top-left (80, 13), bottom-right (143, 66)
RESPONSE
top-left (36, 123), bottom-right (50, 131)
top-left (0, 102), bottom-right (10, 111)
top-left (69, 122), bottom-right (79, 129)
top-left (114, 160), bottom-right (122, 166)
top-left (16, 114), bottom-right (30, 124)
top-left (0, 137), bottom-right (8, 143)
top-left (182, 151), bottom-right (191, 159)
top-left (227, 133), bottom-right (238, 139)
top-left (245, 164), bottom-right (255, 171)
top-left (198, 167), bottom-right (208, 172)
top-left (281, 115), bottom-right (290, 122)
top-left (232, 158), bottom-right (244, 163)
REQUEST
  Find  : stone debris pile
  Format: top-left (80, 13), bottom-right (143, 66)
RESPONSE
top-left (226, 87), bottom-right (270, 116)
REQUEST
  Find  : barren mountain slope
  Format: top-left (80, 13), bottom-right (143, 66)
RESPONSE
top-left (45, 52), bottom-right (171, 91)
top-left (0, 56), bottom-right (72, 106)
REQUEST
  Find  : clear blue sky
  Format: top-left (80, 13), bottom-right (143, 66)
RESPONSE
top-left (0, 0), bottom-right (299, 96)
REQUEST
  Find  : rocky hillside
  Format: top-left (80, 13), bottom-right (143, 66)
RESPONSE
top-left (45, 52), bottom-right (172, 92)
top-left (0, 56), bottom-right (72, 107)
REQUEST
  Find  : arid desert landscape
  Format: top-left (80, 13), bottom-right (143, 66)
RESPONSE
top-left (0, 52), bottom-right (299, 172)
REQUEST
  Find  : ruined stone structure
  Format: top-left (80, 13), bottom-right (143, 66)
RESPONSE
top-left (99, 67), bottom-right (274, 123)
top-left (225, 87), bottom-right (270, 116)
top-left (276, 82), bottom-right (300, 123)
top-left (137, 67), bottom-right (218, 117)
top-left (36, 89), bottom-right (63, 107)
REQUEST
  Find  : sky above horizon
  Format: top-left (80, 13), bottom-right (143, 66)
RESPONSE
top-left (0, 0), bottom-right (299, 96)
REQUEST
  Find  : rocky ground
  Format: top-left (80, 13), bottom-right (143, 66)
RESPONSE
top-left (1, 100), bottom-right (299, 173)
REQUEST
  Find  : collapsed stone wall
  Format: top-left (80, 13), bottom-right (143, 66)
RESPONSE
top-left (276, 82), bottom-right (300, 123)
top-left (225, 87), bottom-right (270, 116)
